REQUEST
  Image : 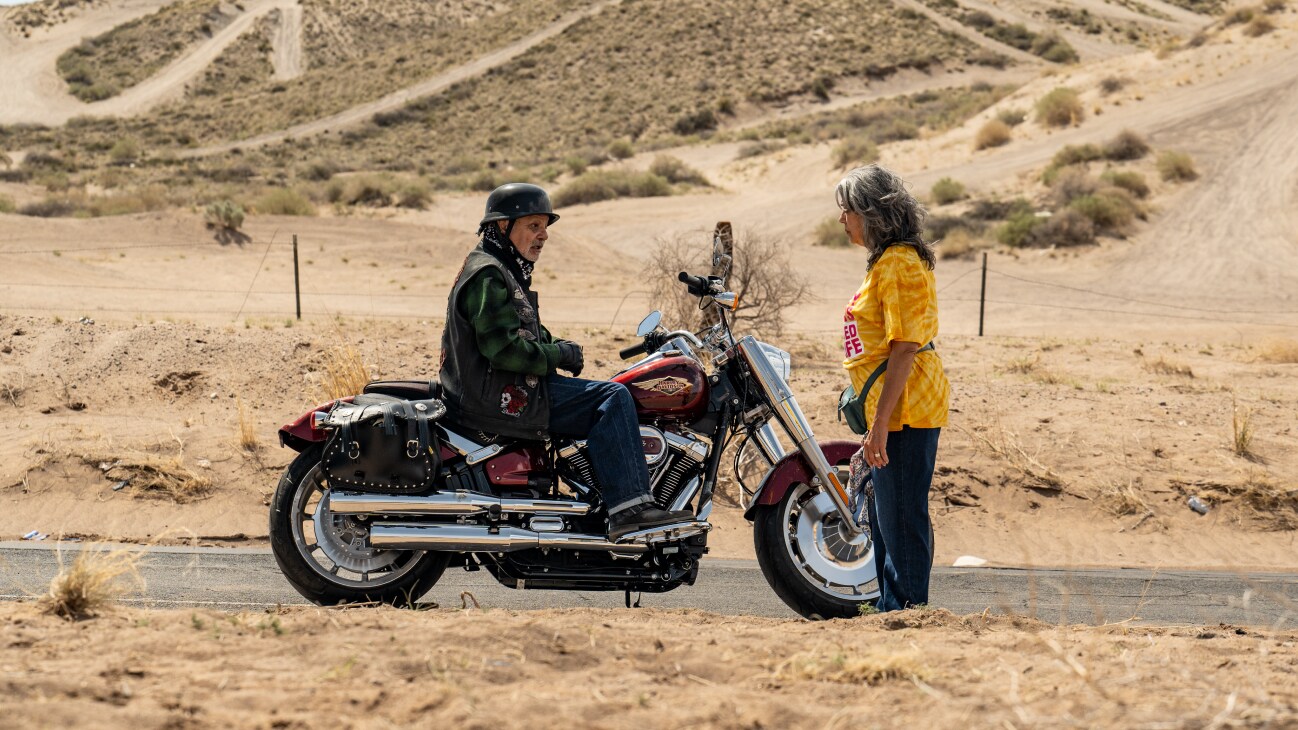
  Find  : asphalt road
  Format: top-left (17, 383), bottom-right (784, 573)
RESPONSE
top-left (3, 542), bottom-right (1296, 627)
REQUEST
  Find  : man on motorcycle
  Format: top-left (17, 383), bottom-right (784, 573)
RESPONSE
top-left (439, 182), bottom-right (694, 540)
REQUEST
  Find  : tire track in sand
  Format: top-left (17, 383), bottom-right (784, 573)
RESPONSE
top-left (271, 1), bottom-right (303, 81)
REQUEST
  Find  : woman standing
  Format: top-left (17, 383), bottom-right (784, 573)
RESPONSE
top-left (838, 164), bottom-right (950, 612)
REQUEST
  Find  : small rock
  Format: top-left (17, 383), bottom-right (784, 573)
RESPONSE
top-left (196, 459), bottom-right (212, 469)
top-left (77, 317), bottom-right (95, 325)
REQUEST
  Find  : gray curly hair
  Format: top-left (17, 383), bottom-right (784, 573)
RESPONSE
top-left (835, 164), bottom-right (936, 271)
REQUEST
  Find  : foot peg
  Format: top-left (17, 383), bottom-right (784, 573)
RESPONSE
top-left (613, 520), bottom-right (711, 545)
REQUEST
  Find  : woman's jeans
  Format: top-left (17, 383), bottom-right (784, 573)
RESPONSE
top-left (866, 426), bottom-right (941, 612)
top-left (547, 374), bottom-right (653, 514)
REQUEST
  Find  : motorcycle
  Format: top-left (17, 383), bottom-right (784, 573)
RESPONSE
top-left (270, 249), bottom-right (877, 619)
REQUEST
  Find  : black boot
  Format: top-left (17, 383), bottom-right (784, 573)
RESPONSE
top-left (608, 503), bottom-right (695, 541)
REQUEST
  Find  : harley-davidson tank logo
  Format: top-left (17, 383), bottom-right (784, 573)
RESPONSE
top-left (634, 376), bottom-right (692, 397)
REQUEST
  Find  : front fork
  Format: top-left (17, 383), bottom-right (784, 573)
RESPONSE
top-left (737, 338), bottom-right (865, 537)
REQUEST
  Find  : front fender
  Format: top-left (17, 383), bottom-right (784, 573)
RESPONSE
top-left (742, 439), bottom-right (860, 521)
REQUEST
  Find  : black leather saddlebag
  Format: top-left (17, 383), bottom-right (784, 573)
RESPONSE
top-left (320, 397), bottom-right (445, 494)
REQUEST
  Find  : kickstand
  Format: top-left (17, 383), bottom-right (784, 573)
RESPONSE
top-left (624, 590), bottom-right (641, 609)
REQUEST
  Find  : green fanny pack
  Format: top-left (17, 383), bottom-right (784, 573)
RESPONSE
top-left (838, 341), bottom-right (935, 435)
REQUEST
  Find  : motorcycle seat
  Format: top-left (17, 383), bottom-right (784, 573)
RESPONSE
top-left (362, 379), bottom-right (442, 401)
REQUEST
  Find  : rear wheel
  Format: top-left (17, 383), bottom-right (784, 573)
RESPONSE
top-left (268, 445), bottom-right (449, 606)
top-left (753, 480), bottom-right (879, 620)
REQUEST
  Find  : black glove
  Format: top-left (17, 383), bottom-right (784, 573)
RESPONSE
top-left (556, 341), bottom-right (584, 377)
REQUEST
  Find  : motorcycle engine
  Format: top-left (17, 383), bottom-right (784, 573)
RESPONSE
top-left (558, 426), bottom-right (709, 510)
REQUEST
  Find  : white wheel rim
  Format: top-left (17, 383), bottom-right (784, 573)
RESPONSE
top-left (780, 482), bottom-right (880, 600)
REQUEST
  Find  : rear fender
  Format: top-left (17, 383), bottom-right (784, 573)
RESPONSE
top-left (278, 397), bottom-right (353, 453)
top-left (742, 439), bottom-right (860, 521)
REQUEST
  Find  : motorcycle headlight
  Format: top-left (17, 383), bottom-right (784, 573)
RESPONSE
top-left (757, 342), bottom-right (792, 381)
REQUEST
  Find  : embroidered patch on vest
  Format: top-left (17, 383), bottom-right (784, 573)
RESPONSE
top-left (517, 328), bottom-right (537, 341)
top-left (524, 375), bottom-right (539, 388)
top-left (516, 305), bottom-right (537, 324)
top-left (500, 385), bottom-right (529, 417)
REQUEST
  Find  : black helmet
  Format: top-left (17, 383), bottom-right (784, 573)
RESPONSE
top-left (479, 183), bottom-right (559, 229)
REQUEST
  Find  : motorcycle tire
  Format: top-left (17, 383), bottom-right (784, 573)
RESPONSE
top-left (753, 481), bottom-right (879, 620)
top-left (269, 444), bottom-right (450, 607)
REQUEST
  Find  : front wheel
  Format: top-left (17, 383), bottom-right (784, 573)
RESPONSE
top-left (268, 445), bottom-right (450, 606)
top-left (753, 481), bottom-right (879, 620)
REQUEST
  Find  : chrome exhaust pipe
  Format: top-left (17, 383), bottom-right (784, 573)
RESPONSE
top-left (329, 490), bottom-right (591, 517)
top-left (367, 523), bottom-right (646, 553)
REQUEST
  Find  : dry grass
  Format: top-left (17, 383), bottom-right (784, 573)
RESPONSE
top-left (1144, 355), bottom-right (1194, 377)
top-left (774, 648), bottom-right (929, 684)
top-left (960, 422), bottom-right (1066, 491)
top-left (1036, 87), bottom-right (1084, 128)
top-left (1257, 338), bottom-right (1298, 363)
top-left (318, 343), bottom-right (372, 400)
top-left (1232, 401), bottom-right (1256, 459)
top-left (83, 451), bottom-right (214, 503)
top-left (40, 545), bottom-right (145, 620)
top-left (236, 396), bottom-right (259, 452)
top-left (1094, 479), bottom-right (1151, 516)
top-left (1004, 353), bottom-right (1041, 374)
top-left (936, 228), bottom-right (980, 259)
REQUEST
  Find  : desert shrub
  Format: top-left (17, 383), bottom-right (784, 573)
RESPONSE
top-left (552, 170), bottom-right (671, 207)
top-left (469, 169), bottom-right (502, 192)
top-left (1035, 87), bottom-right (1084, 127)
top-left (1049, 168), bottom-right (1101, 205)
top-left (649, 156), bottom-right (710, 186)
top-left (931, 177), bottom-right (966, 205)
top-left (1054, 143), bottom-right (1104, 167)
top-left (86, 186), bottom-right (170, 216)
top-left (0, 169), bottom-right (31, 183)
top-left (672, 108), bottom-right (717, 136)
top-left (811, 75), bottom-right (835, 101)
top-left (22, 151), bottom-right (72, 171)
top-left (1069, 188), bottom-right (1140, 233)
top-left (1101, 170), bottom-right (1150, 199)
top-left (813, 216), bottom-right (851, 247)
top-left (19, 197), bottom-right (79, 217)
top-left (1103, 130), bottom-right (1150, 161)
top-left (832, 137), bottom-right (879, 169)
top-left (969, 198), bottom-right (1032, 221)
top-left (963, 10), bottom-right (996, 28)
top-left (394, 178), bottom-right (432, 209)
top-left (1263, 0), bottom-right (1286, 11)
top-left (937, 228), bottom-right (979, 259)
top-left (1099, 76), bottom-right (1126, 95)
top-left (1157, 151), bottom-right (1198, 182)
top-left (997, 209), bottom-right (1044, 246)
top-left (108, 138), bottom-right (140, 164)
top-left (1030, 208), bottom-right (1096, 247)
top-left (205, 200), bottom-right (244, 230)
top-left (1225, 6), bottom-right (1256, 25)
top-left (564, 156), bottom-right (588, 176)
top-left (1031, 34), bottom-right (1079, 63)
top-left (257, 187), bottom-right (315, 216)
top-left (0, 195), bottom-right (14, 214)
top-left (606, 138), bottom-right (635, 160)
top-left (969, 50), bottom-right (1010, 68)
top-left (300, 158), bottom-right (341, 181)
top-left (646, 230), bottom-right (809, 337)
top-left (995, 108), bottom-right (1026, 126)
top-left (974, 119), bottom-right (1012, 150)
top-left (878, 118), bottom-right (919, 142)
top-left (1243, 14), bottom-right (1276, 36)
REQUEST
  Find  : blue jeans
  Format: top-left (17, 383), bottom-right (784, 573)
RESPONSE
top-left (866, 426), bottom-right (941, 612)
top-left (547, 374), bottom-right (653, 514)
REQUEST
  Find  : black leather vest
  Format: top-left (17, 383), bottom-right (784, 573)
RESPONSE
top-left (439, 246), bottom-right (550, 440)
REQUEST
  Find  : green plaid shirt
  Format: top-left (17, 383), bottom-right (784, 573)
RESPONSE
top-left (457, 268), bottom-right (561, 377)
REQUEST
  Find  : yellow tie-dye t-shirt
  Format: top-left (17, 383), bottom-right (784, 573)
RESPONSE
top-left (842, 245), bottom-right (950, 431)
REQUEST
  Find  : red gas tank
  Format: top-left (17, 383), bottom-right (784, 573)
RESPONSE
top-left (612, 355), bottom-right (709, 422)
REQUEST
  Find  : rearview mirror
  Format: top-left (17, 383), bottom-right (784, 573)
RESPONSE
top-left (636, 311), bottom-right (663, 337)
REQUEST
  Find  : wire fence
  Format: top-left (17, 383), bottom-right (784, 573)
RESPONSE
top-left (1, 237), bottom-right (1295, 333)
